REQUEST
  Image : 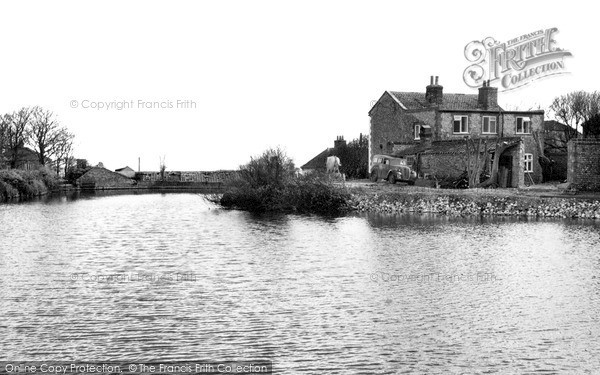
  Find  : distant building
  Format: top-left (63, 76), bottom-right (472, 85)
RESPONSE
top-left (115, 166), bottom-right (136, 178)
top-left (76, 167), bottom-right (135, 189)
top-left (301, 136), bottom-right (347, 172)
top-left (369, 76), bottom-right (545, 187)
top-left (543, 120), bottom-right (579, 152)
top-left (1, 147), bottom-right (42, 171)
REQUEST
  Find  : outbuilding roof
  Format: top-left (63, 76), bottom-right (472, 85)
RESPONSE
top-left (394, 137), bottom-right (522, 156)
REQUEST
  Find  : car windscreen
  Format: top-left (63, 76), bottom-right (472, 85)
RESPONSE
top-left (389, 159), bottom-right (406, 167)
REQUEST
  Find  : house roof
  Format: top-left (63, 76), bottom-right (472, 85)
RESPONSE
top-left (301, 148), bottom-right (331, 170)
top-left (394, 137), bottom-right (522, 157)
top-left (543, 120), bottom-right (580, 134)
top-left (115, 166), bottom-right (134, 172)
top-left (388, 91), bottom-right (504, 111)
top-left (3, 146), bottom-right (39, 162)
top-left (76, 166), bottom-right (132, 181)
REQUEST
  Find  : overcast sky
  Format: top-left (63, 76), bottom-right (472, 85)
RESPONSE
top-left (1, 0), bottom-right (597, 171)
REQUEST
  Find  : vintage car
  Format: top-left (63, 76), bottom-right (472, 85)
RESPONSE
top-left (370, 154), bottom-right (417, 184)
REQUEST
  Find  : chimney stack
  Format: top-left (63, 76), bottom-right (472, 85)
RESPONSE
top-left (478, 80), bottom-right (498, 109)
top-left (426, 75), bottom-right (443, 105)
top-left (334, 135), bottom-right (346, 149)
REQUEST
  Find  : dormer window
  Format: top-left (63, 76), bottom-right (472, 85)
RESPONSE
top-left (414, 124), bottom-right (421, 140)
top-left (516, 117), bottom-right (531, 134)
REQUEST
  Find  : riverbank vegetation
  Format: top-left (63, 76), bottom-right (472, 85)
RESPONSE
top-left (215, 148), bottom-right (351, 214)
top-left (0, 168), bottom-right (58, 201)
top-left (1, 106), bottom-right (76, 202)
top-left (348, 184), bottom-right (600, 219)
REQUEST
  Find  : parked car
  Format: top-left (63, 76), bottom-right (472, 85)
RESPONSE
top-left (370, 154), bottom-right (417, 184)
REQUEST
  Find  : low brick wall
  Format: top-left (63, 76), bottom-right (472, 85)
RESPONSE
top-left (135, 170), bottom-right (238, 183)
top-left (568, 139), bottom-right (600, 191)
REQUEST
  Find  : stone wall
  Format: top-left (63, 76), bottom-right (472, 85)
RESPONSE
top-left (568, 139), bottom-right (600, 191)
top-left (419, 153), bottom-right (465, 179)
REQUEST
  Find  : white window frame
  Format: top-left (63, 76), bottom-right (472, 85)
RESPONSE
top-left (453, 115), bottom-right (469, 134)
top-left (524, 153), bottom-right (533, 173)
top-left (414, 125), bottom-right (421, 140)
top-left (516, 117), bottom-right (531, 134)
top-left (482, 116), bottom-right (497, 134)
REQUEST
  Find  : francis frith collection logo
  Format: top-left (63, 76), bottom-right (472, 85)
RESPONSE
top-left (463, 27), bottom-right (572, 91)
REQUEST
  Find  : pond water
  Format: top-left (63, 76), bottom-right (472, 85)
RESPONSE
top-left (1, 193), bottom-right (600, 373)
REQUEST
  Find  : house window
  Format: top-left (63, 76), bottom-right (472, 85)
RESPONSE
top-left (483, 116), bottom-right (497, 134)
top-left (453, 115), bottom-right (468, 134)
top-left (516, 117), bottom-right (531, 134)
top-left (524, 153), bottom-right (533, 173)
top-left (414, 125), bottom-right (421, 140)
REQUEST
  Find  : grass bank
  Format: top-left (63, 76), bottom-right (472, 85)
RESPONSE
top-left (0, 169), bottom-right (58, 202)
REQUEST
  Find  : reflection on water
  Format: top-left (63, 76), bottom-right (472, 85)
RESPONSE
top-left (1, 194), bottom-right (600, 373)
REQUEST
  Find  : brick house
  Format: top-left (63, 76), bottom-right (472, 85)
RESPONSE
top-left (369, 76), bottom-right (545, 187)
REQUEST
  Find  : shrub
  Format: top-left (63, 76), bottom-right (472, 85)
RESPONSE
top-left (238, 147), bottom-right (296, 189)
top-left (36, 166), bottom-right (59, 190)
top-left (0, 180), bottom-right (19, 200)
top-left (0, 170), bottom-right (27, 193)
top-left (217, 148), bottom-right (350, 214)
top-left (0, 168), bottom-right (57, 200)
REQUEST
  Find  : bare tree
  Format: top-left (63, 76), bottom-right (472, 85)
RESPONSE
top-left (54, 130), bottom-right (75, 176)
top-left (465, 137), bottom-right (489, 188)
top-left (29, 107), bottom-right (65, 166)
top-left (549, 91), bottom-right (600, 138)
top-left (4, 107), bottom-right (35, 168)
top-left (0, 114), bottom-right (8, 167)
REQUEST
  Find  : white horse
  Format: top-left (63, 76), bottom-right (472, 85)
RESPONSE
top-left (326, 156), bottom-right (341, 174)
top-left (325, 156), bottom-right (345, 181)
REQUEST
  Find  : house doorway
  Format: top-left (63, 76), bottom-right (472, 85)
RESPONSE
top-left (499, 154), bottom-right (513, 188)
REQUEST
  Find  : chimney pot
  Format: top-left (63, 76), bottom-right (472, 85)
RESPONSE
top-left (425, 76), bottom-right (443, 105)
top-left (478, 80), bottom-right (498, 109)
top-left (430, 76), bottom-right (434, 85)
